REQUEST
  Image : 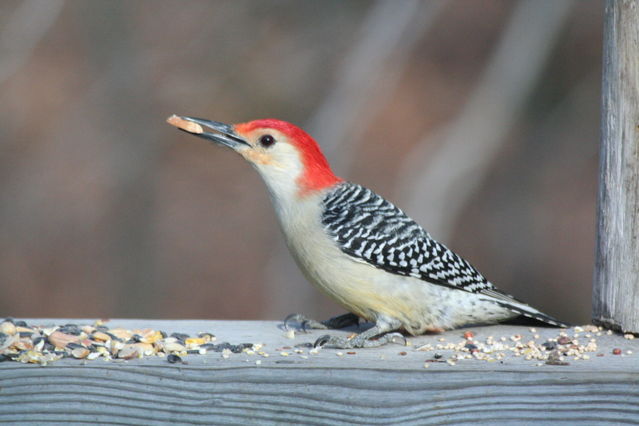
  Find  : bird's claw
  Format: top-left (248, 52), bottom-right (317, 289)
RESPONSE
top-left (314, 334), bottom-right (332, 348)
top-left (284, 312), bottom-right (359, 333)
top-left (313, 332), bottom-right (407, 349)
top-left (284, 313), bottom-right (327, 333)
top-left (384, 332), bottom-right (407, 346)
top-left (300, 320), bottom-right (315, 333)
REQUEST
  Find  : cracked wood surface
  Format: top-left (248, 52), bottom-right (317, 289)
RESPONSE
top-left (1, 319), bottom-right (638, 425)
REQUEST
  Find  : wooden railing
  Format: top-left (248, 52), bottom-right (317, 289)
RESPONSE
top-left (1, 319), bottom-right (638, 424)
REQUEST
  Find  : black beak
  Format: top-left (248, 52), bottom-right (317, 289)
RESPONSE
top-left (167, 115), bottom-right (250, 149)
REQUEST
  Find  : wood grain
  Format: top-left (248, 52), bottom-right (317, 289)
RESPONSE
top-left (1, 320), bottom-right (638, 425)
top-left (594, 0), bottom-right (639, 333)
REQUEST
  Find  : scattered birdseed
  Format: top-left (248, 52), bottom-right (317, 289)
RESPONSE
top-left (0, 321), bottom-right (16, 336)
top-left (1, 320), bottom-right (625, 368)
top-left (162, 342), bottom-right (186, 353)
top-left (185, 337), bottom-right (205, 346)
top-left (464, 343), bottom-right (479, 353)
top-left (0, 318), bottom-right (257, 366)
top-left (415, 343), bottom-right (433, 351)
top-left (284, 329), bottom-right (295, 339)
top-left (557, 336), bottom-right (572, 345)
top-left (198, 332), bottom-right (216, 342)
top-left (545, 350), bottom-right (569, 366)
top-left (406, 325), bottom-right (611, 367)
top-left (167, 354), bottom-right (182, 364)
top-left (48, 331), bottom-right (81, 349)
top-left (71, 347), bottom-right (90, 359)
top-left (118, 346), bottom-right (141, 360)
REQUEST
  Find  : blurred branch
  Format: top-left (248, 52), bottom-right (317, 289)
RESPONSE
top-left (0, 0), bottom-right (65, 87)
top-left (397, 0), bottom-right (575, 241)
top-left (262, 0), bottom-right (445, 319)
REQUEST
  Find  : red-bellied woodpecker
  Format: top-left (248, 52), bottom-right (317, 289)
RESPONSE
top-left (167, 115), bottom-right (568, 348)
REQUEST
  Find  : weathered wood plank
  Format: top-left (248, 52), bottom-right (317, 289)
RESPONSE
top-left (594, 0), bottom-right (639, 333)
top-left (1, 320), bottom-right (638, 425)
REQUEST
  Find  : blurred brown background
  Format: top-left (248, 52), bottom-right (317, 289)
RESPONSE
top-left (1, 0), bottom-right (601, 324)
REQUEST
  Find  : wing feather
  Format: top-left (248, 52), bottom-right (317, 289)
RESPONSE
top-left (321, 183), bottom-right (568, 327)
top-left (322, 182), bottom-right (493, 293)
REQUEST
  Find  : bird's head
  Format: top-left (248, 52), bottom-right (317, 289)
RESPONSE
top-left (167, 115), bottom-right (342, 199)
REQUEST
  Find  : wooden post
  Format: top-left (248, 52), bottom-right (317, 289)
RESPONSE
top-left (594, 0), bottom-right (639, 333)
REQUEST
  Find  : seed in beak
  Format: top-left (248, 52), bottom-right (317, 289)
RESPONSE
top-left (166, 115), bottom-right (204, 134)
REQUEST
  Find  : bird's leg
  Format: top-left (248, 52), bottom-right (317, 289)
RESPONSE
top-left (284, 312), bottom-right (360, 333)
top-left (314, 318), bottom-right (406, 349)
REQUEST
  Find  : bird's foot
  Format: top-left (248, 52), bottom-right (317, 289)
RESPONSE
top-left (284, 313), bottom-right (359, 333)
top-left (314, 332), bottom-right (406, 349)
top-left (284, 313), bottom-right (326, 332)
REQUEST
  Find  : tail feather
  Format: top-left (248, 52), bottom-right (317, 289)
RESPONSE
top-left (495, 300), bottom-right (570, 328)
top-left (478, 286), bottom-right (569, 328)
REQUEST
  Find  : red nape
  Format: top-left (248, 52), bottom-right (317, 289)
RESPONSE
top-left (235, 119), bottom-right (343, 194)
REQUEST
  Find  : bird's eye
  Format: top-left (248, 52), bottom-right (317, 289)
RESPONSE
top-left (259, 134), bottom-right (276, 148)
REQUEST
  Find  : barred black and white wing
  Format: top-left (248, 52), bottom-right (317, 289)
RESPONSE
top-left (321, 182), bottom-right (566, 326)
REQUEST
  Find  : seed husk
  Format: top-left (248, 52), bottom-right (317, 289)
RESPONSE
top-left (48, 331), bottom-right (82, 349)
top-left (71, 347), bottom-right (90, 359)
top-left (0, 322), bottom-right (16, 336)
top-left (167, 354), bottom-right (182, 364)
